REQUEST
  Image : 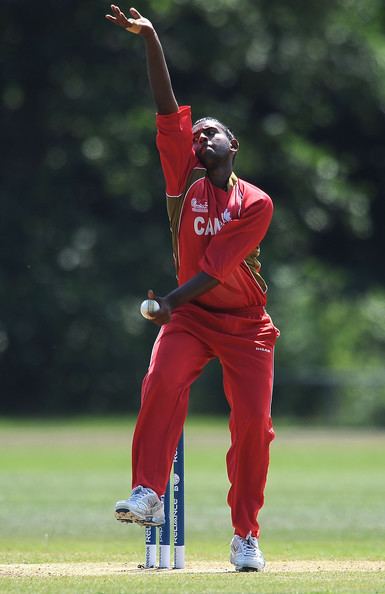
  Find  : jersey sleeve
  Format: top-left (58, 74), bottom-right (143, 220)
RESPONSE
top-left (156, 105), bottom-right (196, 197)
top-left (199, 190), bottom-right (273, 283)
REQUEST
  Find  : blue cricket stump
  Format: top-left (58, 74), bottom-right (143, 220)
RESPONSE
top-left (144, 432), bottom-right (185, 569)
top-left (159, 480), bottom-right (171, 568)
top-left (173, 431), bottom-right (185, 569)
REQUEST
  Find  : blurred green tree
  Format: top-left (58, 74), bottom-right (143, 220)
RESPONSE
top-left (1, 0), bottom-right (384, 423)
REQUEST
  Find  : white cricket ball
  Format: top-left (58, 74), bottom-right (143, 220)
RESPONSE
top-left (140, 299), bottom-right (160, 319)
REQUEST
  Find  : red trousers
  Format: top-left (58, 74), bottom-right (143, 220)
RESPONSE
top-left (132, 302), bottom-right (279, 538)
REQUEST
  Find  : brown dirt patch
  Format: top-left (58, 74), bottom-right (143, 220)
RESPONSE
top-left (0, 560), bottom-right (384, 577)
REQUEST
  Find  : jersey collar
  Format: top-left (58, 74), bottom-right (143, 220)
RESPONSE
top-left (227, 172), bottom-right (238, 191)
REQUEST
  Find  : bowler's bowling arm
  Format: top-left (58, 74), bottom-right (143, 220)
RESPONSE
top-left (105, 5), bottom-right (178, 115)
top-left (142, 27), bottom-right (179, 115)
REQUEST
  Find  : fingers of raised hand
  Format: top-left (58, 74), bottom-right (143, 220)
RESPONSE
top-left (105, 4), bottom-right (129, 26)
top-left (129, 7), bottom-right (142, 19)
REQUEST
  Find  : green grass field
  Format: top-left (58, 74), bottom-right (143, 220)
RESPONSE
top-left (0, 417), bottom-right (384, 593)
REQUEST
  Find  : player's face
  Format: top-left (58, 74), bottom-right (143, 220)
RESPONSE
top-left (192, 120), bottom-right (237, 168)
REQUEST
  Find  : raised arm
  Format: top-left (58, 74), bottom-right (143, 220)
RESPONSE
top-left (105, 5), bottom-right (178, 114)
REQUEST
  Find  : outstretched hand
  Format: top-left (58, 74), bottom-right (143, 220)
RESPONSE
top-left (105, 5), bottom-right (154, 36)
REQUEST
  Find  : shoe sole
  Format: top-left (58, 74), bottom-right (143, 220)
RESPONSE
top-left (235, 565), bottom-right (264, 572)
top-left (115, 509), bottom-right (164, 527)
top-left (231, 556), bottom-right (265, 572)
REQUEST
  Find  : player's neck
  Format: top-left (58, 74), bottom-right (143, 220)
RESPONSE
top-left (207, 162), bottom-right (233, 191)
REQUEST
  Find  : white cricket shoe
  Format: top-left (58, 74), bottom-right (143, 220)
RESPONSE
top-left (230, 533), bottom-right (266, 572)
top-left (115, 485), bottom-right (165, 526)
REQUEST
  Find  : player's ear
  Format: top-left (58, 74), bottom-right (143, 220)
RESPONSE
top-left (230, 138), bottom-right (239, 156)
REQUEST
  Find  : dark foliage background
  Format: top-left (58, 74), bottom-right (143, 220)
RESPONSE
top-left (1, 0), bottom-right (384, 423)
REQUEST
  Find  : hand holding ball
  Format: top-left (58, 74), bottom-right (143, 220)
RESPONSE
top-left (140, 299), bottom-right (160, 319)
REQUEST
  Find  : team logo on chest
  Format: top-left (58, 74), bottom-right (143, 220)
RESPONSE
top-left (191, 197), bottom-right (208, 213)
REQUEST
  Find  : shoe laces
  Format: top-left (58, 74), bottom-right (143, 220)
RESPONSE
top-left (131, 485), bottom-right (153, 500)
top-left (241, 534), bottom-right (259, 557)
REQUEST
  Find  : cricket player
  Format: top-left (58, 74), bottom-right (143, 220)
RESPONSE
top-left (106, 5), bottom-right (280, 571)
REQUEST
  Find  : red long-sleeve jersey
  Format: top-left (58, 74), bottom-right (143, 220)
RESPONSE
top-left (156, 106), bottom-right (273, 310)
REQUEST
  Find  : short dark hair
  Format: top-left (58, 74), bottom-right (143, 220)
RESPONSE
top-left (193, 117), bottom-right (235, 141)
